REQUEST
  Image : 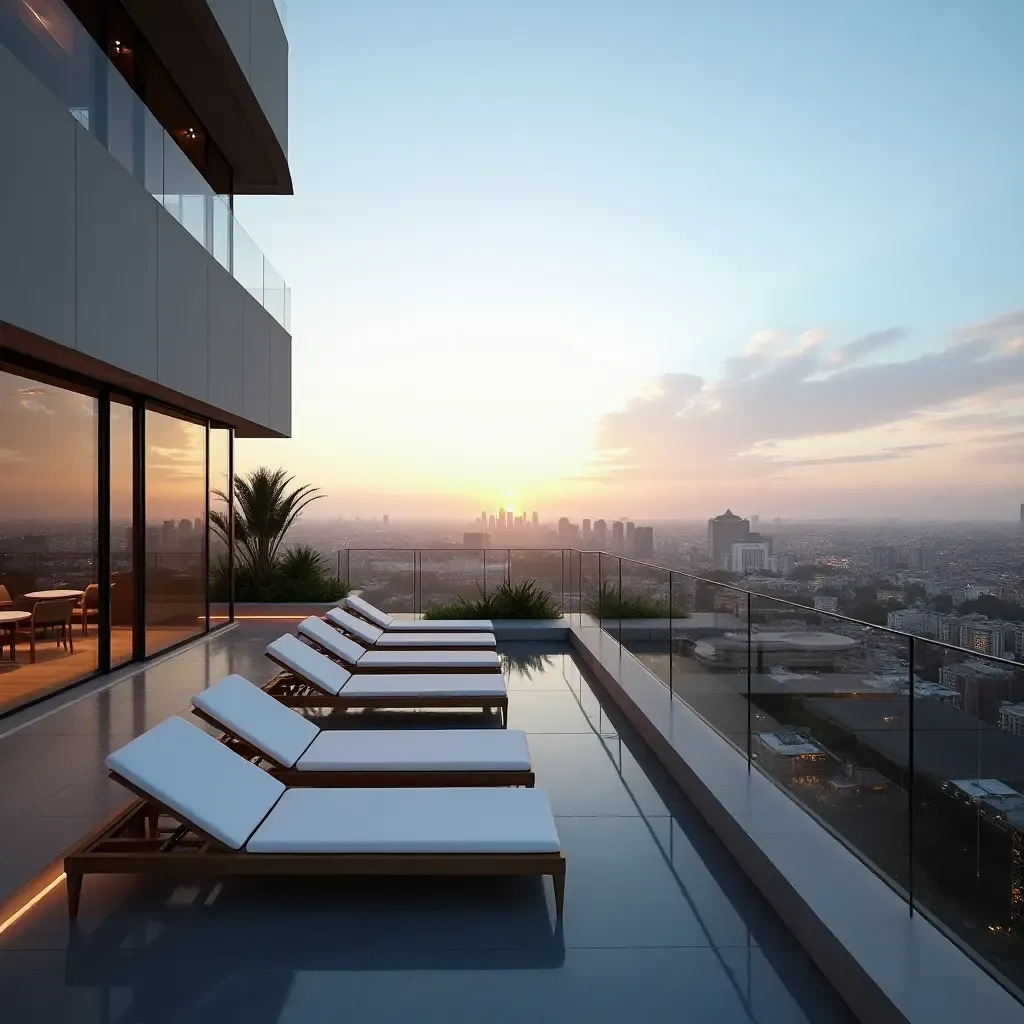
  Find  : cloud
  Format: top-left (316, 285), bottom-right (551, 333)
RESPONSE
top-left (774, 442), bottom-right (946, 468)
top-left (829, 327), bottom-right (908, 365)
top-left (0, 447), bottom-right (27, 464)
top-left (591, 314), bottom-right (1024, 483)
top-left (958, 309), bottom-right (1024, 342)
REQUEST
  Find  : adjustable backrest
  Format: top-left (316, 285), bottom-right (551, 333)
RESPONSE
top-left (106, 717), bottom-right (285, 849)
top-left (193, 675), bottom-right (320, 768)
top-left (345, 594), bottom-right (393, 628)
top-left (267, 631), bottom-right (355, 694)
top-left (325, 607), bottom-right (383, 644)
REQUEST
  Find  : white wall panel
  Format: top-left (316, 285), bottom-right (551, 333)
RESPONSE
top-left (241, 297), bottom-right (271, 426)
top-left (207, 260), bottom-right (245, 419)
top-left (157, 207), bottom-right (209, 401)
top-left (268, 320), bottom-right (292, 436)
top-left (0, 44), bottom-right (76, 348)
top-left (75, 130), bottom-right (159, 381)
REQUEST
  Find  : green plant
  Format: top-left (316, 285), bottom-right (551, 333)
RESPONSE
top-left (587, 582), bottom-right (684, 619)
top-left (211, 467), bottom-right (324, 590)
top-left (425, 580), bottom-right (561, 620)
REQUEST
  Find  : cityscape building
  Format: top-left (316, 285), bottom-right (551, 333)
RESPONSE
top-left (708, 510), bottom-right (750, 564)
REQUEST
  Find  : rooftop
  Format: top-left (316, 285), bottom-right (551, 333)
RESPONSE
top-left (0, 622), bottom-right (848, 1023)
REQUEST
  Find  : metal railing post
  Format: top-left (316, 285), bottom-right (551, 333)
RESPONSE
top-left (336, 550), bottom-right (341, 582)
top-left (668, 569), bottom-right (673, 698)
top-left (746, 592), bottom-right (752, 769)
top-left (618, 556), bottom-right (622, 657)
top-left (908, 635), bottom-right (915, 916)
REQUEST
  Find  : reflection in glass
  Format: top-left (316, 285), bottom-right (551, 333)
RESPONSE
top-left (209, 426), bottom-right (231, 624)
top-left (0, 368), bottom-right (98, 713)
top-left (110, 399), bottom-right (135, 667)
top-left (145, 408), bottom-right (206, 655)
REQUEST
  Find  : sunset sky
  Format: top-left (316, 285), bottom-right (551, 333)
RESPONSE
top-left (234, 0), bottom-right (1024, 520)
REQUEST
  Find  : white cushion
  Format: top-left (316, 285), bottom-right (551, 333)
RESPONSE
top-left (297, 729), bottom-right (531, 772)
top-left (358, 648), bottom-right (501, 671)
top-left (325, 607), bottom-right (383, 645)
top-left (345, 595), bottom-right (393, 628)
top-left (106, 718), bottom-right (284, 850)
top-left (339, 673), bottom-right (508, 698)
top-left (296, 618), bottom-right (366, 667)
top-left (267, 634), bottom-right (354, 694)
top-left (246, 787), bottom-right (560, 854)
top-left (193, 675), bottom-right (319, 769)
top-left (385, 618), bottom-right (494, 632)
top-left (373, 632), bottom-right (495, 649)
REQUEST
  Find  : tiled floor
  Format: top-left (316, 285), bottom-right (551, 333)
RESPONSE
top-left (0, 623), bottom-right (855, 1022)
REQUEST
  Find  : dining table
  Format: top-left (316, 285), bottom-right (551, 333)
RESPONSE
top-left (24, 590), bottom-right (85, 602)
top-left (0, 610), bottom-right (31, 662)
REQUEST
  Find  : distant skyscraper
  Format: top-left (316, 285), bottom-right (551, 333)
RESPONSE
top-left (728, 541), bottom-right (770, 573)
top-left (179, 518), bottom-right (193, 539)
top-left (750, 514), bottom-right (760, 530)
top-left (582, 519), bottom-right (592, 547)
top-left (498, 508), bottom-right (507, 529)
top-left (626, 521), bottom-right (636, 554)
top-left (869, 545), bottom-right (898, 572)
top-left (611, 520), bottom-right (624, 552)
top-left (1020, 502), bottom-right (1024, 525)
top-left (383, 514), bottom-right (389, 528)
top-left (634, 526), bottom-right (654, 559)
top-left (193, 517), bottom-right (203, 536)
top-left (162, 520), bottom-right (177, 551)
top-left (488, 514), bottom-right (496, 531)
top-left (481, 510), bottom-right (488, 529)
top-left (708, 510), bottom-right (750, 564)
top-left (910, 547), bottom-right (933, 571)
top-left (532, 511), bottom-right (539, 529)
top-left (593, 519), bottom-right (607, 550)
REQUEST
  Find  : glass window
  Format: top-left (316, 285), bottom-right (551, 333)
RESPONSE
top-left (0, 368), bottom-right (98, 713)
top-left (209, 426), bottom-right (231, 625)
top-left (144, 408), bottom-right (206, 656)
top-left (110, 399), bottom-right (135, 668)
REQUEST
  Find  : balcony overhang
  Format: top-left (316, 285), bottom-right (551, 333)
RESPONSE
top-left (119, 0), bottom-right (292, 196)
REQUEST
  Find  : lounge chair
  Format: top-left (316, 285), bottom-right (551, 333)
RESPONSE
top-left (265, 634), bottom-right (509, 723)
top-left (296, 616), bottom-right (500, 672)
top-left (346, 594), bottom-right (493, 633)
top-left (64, 718), bottom-right (564, 918)
top-left (192, 674), bottom-right (533, 786)
top-left (324, 607), bottom-right (496, 649)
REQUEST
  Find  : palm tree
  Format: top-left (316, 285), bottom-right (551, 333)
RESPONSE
top-left (211, 467), bottom-right (324, 589)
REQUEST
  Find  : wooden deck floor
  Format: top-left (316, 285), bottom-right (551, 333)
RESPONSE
top-left (0, 627), bottom-right (202, 715)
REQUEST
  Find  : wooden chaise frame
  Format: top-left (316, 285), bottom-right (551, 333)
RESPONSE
top-left (189, 705), bottom-right (533, 787)
top-left (63, 778), bottom-right (565, 920)
top-left (264, 657), bottom-right (509, 727)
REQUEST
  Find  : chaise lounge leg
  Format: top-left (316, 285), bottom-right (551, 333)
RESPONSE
top-left (66, 872), bottom-right (83, 919)
top-left (553, 868), bottom-right (565, 919)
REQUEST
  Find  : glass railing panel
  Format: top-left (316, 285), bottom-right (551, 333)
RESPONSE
top-left (911, 639), bottom-right (1024, 995)
top-left (577, 551), bottom-right (603, 631)
top-left (653, 576), bottom-right (751, 753)
top-left (346, 549), bottom-right (415, 616)
top-left (509, 549), bottom-right (563, 613)
top-left (596, 552), bottom-right (621, 644)
top-left (417, 550), bottom-right (484, 616)
top-left (615, 554), bottom-right (673, 682)
top-left (211, 196), bottom-right (232, 272)
top-left (232, 216), bottom-right (265, 308)
top-left (750, 596), bottom-right (912, 898)
top-left (105, 59), bottom-right (140, 181)
top-left (162, 133), bottom-right (213, 247)
top-left (264, 258), bottom-right (287, 326)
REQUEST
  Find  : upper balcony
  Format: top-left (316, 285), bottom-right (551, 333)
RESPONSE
top-left (0, 0), bottom-right (291, 437)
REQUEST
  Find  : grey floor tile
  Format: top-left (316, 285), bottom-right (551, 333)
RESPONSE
top-left (29, 766), bottom-right (133, 820)
top-left (506, 691), bottom-right (601, 733)
top-left (352, 947), bottom-right (828, 1024)
top-left (528, 733), bottom-right (660, 816)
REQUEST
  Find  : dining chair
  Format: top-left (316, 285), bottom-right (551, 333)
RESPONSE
top-left (72, 583), bottom-right (100, 636)
top-left (0, 584), bottom-right (12, 611)
top-left (16, 598), bottom-right (76, 663)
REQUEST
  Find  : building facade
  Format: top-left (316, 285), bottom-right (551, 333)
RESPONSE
top-left (0, 0), bottom-right (291, 715)
top-left (708, 509), bottom-right (750, 564)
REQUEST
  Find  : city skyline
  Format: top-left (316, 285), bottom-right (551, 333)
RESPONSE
top-left (232, 1), bottom-right (1024, 519)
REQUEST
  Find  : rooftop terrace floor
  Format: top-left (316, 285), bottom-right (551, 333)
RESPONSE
top-left (0, 623), bottom-right (854, 1022)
